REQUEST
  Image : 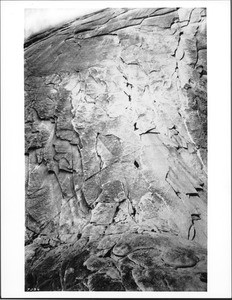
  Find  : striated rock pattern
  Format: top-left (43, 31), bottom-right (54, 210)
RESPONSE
top-left (25, 8), bottom-right (207, 291)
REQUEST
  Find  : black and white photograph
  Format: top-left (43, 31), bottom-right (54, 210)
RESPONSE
top-left (1, 0), bottom-right (231, 298)
top-left (24, 6), bottom-right (208, 292)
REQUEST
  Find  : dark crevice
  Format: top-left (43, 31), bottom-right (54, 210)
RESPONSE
top-left (199, 272), bottom-right (207, 283)
top-left (172, 31), bottom-right (184, 59)
top-left (123, 74), bottom-right (128, 81)
top-left (195, 187), bottom-right (204, 192)
top-left (187, 224), bottom-right (196, 240)
top-left (188, 213), bottom-right (201, 240)
top-left (77, 233), bottom-right (82, 240)
top-left (112, 205), bottom-right (120, 223)
top-left (102, 245), bottom-right (115, 258)
top-left (179, 9), bottom-right (194, 29)
top-left (130, 205), bottom-right (136, 218)
top-left (199, 69), bottom-right (207, 78)
top-left (186, 192), bottom-right (199, 197)
top-left (139, 127), bottom-right (160, 136)
top-left (174, 190), bottom-right (181, 198)
top-left (134, 160), bottom-right (139, 168)
top-left (120, 57), bottom-right (139, 66)
top-left (74, 27), bottom-right (95, 35)
top-left (133, 123), bottom-right (138, 131)
top-left (126, 190), bottom-right (137, 221)
top-left (95, 132), bottom-right (104, 171)
top-left (191, 213), bottom-right (201, 220)
top-left (124, 91), bottom-right (131, 102)
top-left (126, 82), bottom-right (133, 89)
top-left (84, 33), bottom-right (118, 39)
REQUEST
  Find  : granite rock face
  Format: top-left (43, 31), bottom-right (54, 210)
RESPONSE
top-left (25, 7), bottom-right (207, 291)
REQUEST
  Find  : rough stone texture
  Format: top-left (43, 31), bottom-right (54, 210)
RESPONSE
top-left (25, 7), bottom-right (207, 291)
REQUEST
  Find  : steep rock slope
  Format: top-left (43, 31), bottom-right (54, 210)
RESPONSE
top-left (25, 7), bottom-right (207, 291)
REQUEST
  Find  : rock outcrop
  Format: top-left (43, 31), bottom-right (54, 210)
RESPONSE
top-left (25, 7), bottom-right (207, 291)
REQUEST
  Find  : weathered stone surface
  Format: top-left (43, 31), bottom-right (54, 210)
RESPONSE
top-left (25, 7), bottom-right (207, 291)
top-left (162, 247), bottom-right (199, 268)
top-left (100, 180), bottom-right (127, 203)
top-left (83, 256), bottom-right (114, 271)
top-left (87, 273), bottom-right (125, 291)
top-left (90, 202), bottom-right (118, 224)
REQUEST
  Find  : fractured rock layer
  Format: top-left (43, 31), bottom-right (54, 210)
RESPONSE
top-left (25, 7), bottom-right (207, 291)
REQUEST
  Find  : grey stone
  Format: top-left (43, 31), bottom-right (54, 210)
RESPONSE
top-left (25, 7), bottom-right (207, 291)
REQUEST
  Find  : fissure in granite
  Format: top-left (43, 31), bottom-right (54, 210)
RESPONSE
top-left (25, 7), bottom-right (207, 291)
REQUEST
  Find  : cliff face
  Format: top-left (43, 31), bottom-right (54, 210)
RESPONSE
top-left (25, 8), bottom-right (207, 291)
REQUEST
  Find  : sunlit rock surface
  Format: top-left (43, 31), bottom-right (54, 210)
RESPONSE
top-left (25, 7), bottom-right (207, 291)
